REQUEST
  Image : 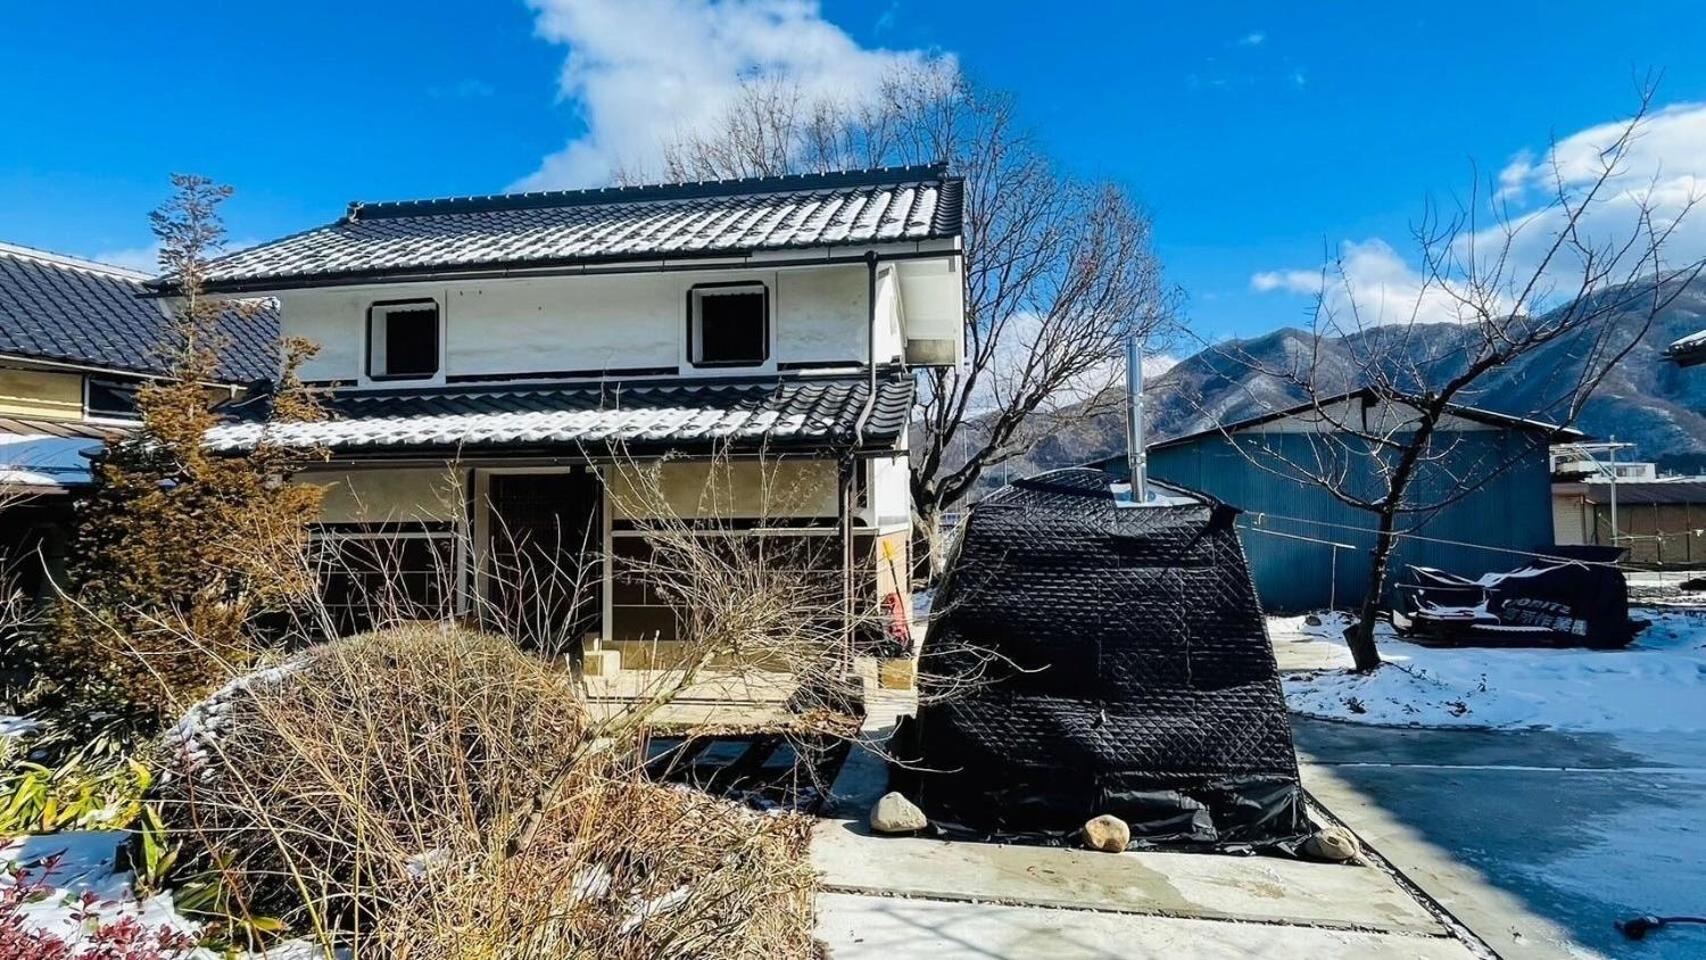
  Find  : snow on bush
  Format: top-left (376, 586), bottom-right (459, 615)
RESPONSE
top-left (1274, 609), bottom-right (1706, 732)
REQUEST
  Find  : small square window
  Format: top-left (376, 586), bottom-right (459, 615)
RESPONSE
top-left (689, 284), bottom-right (768, 367)
top-left (368, 301), bottom-right (440, 380)
top-left (86, 378), bottom-right (141, 420)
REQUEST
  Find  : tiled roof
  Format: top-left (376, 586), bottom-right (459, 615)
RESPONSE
top-left (0, 243), bottom-right (277, 383)
top-left (186, 165), bottom-right (964, 292)
top-left (205, 373), bottom-right (913, 454)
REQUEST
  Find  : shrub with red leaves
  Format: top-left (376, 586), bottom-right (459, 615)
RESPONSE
top-left (0, 856), bottom-right (197, 960)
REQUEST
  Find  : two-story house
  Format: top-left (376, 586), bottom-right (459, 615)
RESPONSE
top-left (0, 242), bottom-right (275, 600)
top-left (176, 165), bottom-right (966, 670)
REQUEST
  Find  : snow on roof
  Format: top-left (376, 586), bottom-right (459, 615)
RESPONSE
top-left (1668, 327), bottom-right (1706, 366)
top-left (0, 432), bottom-right (105, 490)
top-left (205, 374), bottom-right (913, 454)
top-left (181, 165), bottom-right (965, 293)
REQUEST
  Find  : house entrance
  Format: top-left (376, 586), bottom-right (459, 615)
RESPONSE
top-left (483, 469), bottom-right (602, 656)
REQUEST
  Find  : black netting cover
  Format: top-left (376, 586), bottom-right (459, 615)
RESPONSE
top-left (896, 468), bottom-right (1308, 851)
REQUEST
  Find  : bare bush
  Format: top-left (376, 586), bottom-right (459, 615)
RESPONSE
top-left (156, 628), bottom-right (587, 931)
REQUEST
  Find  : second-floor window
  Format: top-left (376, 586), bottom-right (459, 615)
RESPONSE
top-left (688, 283), bottom-right (768, 368)
top-left (368, 300), bottom-right (441, 381)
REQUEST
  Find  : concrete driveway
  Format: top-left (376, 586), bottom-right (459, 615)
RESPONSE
top-left (813, 687), bottom-right (1486, 958)
top-left (1295, 720), bottom-right (1706, 959)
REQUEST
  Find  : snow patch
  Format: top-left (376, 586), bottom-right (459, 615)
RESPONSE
top-left (0, 831), bottom-right (195, 946)
top-left (1274, 609), bottom-right (1706, 732)
top-left (0, 716), bottom-right (41, 738)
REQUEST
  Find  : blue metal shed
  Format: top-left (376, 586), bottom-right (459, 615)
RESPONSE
top-left (1098, 392), bottom-right (1575, 614)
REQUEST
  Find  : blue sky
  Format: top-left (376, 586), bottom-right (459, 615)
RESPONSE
top-left (5, 1), bottom-right (1706, 341)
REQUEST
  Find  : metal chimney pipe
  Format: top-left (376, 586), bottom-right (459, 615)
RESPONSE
top-left (1125, 337), bottom-right (1148, 502)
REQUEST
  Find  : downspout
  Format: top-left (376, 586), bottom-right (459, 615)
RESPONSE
top-left (850, 251), bottom-right (881, 445)
top-left (843, 252), bottom-right (881, 668)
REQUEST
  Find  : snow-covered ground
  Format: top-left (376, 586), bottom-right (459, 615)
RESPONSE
top-left (0, 831), bottom-right (195, 945)
top-left (0, 827), bottom-right (326, 958)
top-left (1273, 609), bottom-right (1706, 732)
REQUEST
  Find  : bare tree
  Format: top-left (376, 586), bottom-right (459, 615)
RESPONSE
top-left (1199, 90), bottom-right (1705, 672)
top-left (650, 65), bottom-right (1178, 575)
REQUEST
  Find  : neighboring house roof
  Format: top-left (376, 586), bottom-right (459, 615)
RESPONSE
top-left (1667, 328), bottom-right (1706, 367)
top-left (1147, 388), bottom-right (1587, 452)
top-left (0, 417), bottom-right (131, 493)
top-left (0, 242), bottom-right (278, 383)
top-left (1564, 479), bottom-right (1706, 506)
top-left (204, 373), bottom-right (912, 455)
top-left (180, 164), bottom-right (965, 293)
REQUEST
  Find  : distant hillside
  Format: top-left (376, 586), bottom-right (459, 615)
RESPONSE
top-left (993, 282), bottom-right (1706, 489)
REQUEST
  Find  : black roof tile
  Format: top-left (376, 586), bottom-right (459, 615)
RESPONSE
top-left (182, 165), bottom-right (964, 293)
top-left (207, 372), bottom-right (913, 454)
top-left (0, 243), bottom-right (277, 383)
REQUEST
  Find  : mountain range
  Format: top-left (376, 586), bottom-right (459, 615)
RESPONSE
top-left (1002, 282), bottom-right (1706, 485)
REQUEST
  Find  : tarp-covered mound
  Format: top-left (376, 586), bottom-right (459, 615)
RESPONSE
top-left (1392, 544), bottom-right (1641, 649)
top-left (897, 468), bottom-right (1308, 851)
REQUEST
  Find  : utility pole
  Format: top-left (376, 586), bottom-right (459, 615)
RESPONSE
top-left (1125, 337), bottom-right (1148, 502)
top-left (1608, 436), bottom-right (1620, 548)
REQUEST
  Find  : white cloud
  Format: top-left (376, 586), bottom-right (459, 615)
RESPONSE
top-left (515, 0), bottom-right (949, 190)
top-left (1253, 101), bottom-right (1706, 325)
top-left (1494, 149), bottom-right (1533, 202)
top-left (1143, 353), bottom-right (1180, 379)
top-left (1239, 31), bottom-right (1265, 46)
top-left (87, 237), bottom-right (258, 278)
top-left (1250, 268), bottom-right (1318, 295)
top-left (1253, 239), bottom-right (1497, 326)
top-left (87, 243), bottom-right (160, 275)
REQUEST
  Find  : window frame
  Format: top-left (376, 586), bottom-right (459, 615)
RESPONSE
top-left (685, 281), bottom-right (771, 370)
top-left (365, 298), bottom-right (443, 383)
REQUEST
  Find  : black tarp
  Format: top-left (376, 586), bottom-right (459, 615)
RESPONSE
top-left (895, 468), bottom-right (1309, 851)
top-left (1393, 545), bottom-right (1640, 649)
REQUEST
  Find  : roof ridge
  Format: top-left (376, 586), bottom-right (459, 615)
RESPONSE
top-left (0, 241), bottom-right (151, 281)
top-left (346, 163), bottom-right (954, 221)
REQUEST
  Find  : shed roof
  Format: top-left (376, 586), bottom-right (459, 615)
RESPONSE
top-left (205, 372), bottom-right (912, 456)
top-left (0, 242), bottom-right (277, 383)
top-left (0, 417), bottom-right (131, 493)
top-left (176, 165), bottom-right (965, 294)
top-left (1571, 480), bottom-right (1706, 505)
top-left (1148, 388), bottom-right (1586, 451)
top-left (1668, 328), bottom-right (1706, 367)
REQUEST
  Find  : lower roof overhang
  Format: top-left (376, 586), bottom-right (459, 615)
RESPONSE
top-left (206, 372), bottom-right (914, 462)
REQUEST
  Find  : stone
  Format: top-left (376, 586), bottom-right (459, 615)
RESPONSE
top-left (1081, 814), bottom-right (1130, 852)
top-left (1302, 826), bottom-right (1362, 863)
top-left (869, 791), bottom-right (928, 834)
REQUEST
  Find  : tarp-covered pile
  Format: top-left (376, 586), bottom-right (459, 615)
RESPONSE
top-left (1392, 544), bottom-right (1642, 649)
top-left (897, 468), bottom-right (1308, 851)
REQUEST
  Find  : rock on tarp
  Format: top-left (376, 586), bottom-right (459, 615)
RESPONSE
top-left (896, 468), bottom-right (1308, 851)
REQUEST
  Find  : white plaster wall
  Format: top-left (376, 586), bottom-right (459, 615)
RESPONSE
top-left (447, 275), bottom-right (678, 377)
top-left (872, 267), bottom-right (905, 364)
top-left (300, 467), bottom-right (464, 524)
top-left (274, 264), bottom-right (890, 384)
top-left (606, 459), bottom-right (839, 520)
top-left (276, 289), bottom-right (370, 382)
top-left (895, 257), bottom-right (963, 365)
top-left (774, 266), bottom-right (872, 364)
top-left (865, 454), bottom-right (912, 530)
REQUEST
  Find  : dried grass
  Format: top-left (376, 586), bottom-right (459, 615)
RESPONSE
top-left (156, 626), bottom-right (819, 958)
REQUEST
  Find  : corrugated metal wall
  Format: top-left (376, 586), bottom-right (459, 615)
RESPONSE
top-left (1146, 431), bottom-right (1555, 613)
